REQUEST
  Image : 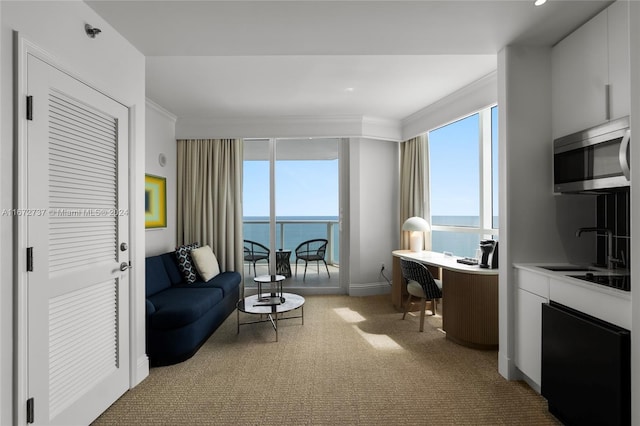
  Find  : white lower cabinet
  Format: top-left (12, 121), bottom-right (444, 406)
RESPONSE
top-left (514, 268), bottom-right (549, 390)
top-left (513, 264), bottom-right (631, 392)
top-left (515, 288), bottom-right (547, 388)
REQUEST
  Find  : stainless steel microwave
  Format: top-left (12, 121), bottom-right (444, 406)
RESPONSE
top-left (553, 116), bottom-right (630, 193)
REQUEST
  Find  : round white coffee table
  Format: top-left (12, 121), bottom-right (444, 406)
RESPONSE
top-left (236, 293), bottom-right (305, 342)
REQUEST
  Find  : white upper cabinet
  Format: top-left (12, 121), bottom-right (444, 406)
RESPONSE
top-left (607, 1), bottom-right (631, 122)
top-left (552, 1), bottom-right (630, 139)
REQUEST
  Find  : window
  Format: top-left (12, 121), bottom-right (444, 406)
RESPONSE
top-left (429, 106), bottom-right (498, 258)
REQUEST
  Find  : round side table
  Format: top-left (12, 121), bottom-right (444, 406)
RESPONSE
top-left (253, 274), bottom-right (286, 302)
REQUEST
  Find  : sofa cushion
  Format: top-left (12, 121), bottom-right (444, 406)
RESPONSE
top-left (148, 287), bottom-right (224, 330)
top-left (178, 271), bottom-right (241, 298)
top-left (160, 253), bottom-right (184, 285)
top-left (145, 256), bottom-right (172, 297)
top-left (191, 245), bottom-right (220, 281)
top-left (175, 242), bottom-right (200, 284)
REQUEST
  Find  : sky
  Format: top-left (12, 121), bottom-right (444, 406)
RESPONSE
top-left (243, 159), bottom-right (339, 217)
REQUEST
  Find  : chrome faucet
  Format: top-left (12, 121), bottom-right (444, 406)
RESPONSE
top-left (575, 227), bottom-right (623, 269)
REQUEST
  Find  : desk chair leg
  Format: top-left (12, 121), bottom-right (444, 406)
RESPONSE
top-left (402, 294), bottom-right (413, 320)
top-left (419, 298), bottom-right (427, 332)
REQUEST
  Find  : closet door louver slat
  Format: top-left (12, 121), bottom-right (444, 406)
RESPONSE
top-left (47, 89), bottom-right (118, 274)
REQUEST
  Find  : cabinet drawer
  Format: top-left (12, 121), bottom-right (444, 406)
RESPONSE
top-left (516, 269), bottom-right (549, 298)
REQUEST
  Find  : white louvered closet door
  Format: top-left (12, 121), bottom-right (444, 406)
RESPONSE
top-left (26, 54), bottom-right (130, 425)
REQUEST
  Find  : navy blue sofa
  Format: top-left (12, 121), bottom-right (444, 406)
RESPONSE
top-left (145, 251), bottom-right (241, 366)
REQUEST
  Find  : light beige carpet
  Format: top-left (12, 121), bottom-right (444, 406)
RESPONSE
top-left (93, 294), bottom-right (559, 425)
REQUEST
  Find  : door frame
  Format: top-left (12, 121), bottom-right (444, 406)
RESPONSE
top-left (13, 34), bottom-right (142, 425)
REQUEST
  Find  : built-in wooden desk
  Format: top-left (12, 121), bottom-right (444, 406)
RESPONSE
top-left (392, 250), bottom-right (499, 349)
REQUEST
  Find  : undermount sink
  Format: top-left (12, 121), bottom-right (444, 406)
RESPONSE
top-left (537, 265), bottom-right (598, 272)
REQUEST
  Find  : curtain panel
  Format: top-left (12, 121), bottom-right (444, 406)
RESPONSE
top-left (176, 138), bottom-right (244, 273)
top-left (399, 134), bottom-right (431, 250)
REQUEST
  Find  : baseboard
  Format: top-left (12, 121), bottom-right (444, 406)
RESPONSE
top-left (348, 282), bottom-right (392, 297)
top-left (516, 368), bottom-right (541, 394)
top-left (498, 350), bottom-right (517, 380)
top-left (132, 354), bottom-right (150, 387)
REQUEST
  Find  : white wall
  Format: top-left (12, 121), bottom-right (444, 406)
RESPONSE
top-left (146, 99), bottom-right (177, 255)
top-left (348, 137), bottom-right (399, 296)
top-left (1, 2), bottom-right (146, 423)
top-left (497, 46), bottom-right (596, 380)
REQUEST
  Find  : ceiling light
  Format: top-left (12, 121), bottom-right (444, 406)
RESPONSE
top-left (344, 87), bottom-right (355, 92)
top-left (534, 0), bottom-right (547, 6)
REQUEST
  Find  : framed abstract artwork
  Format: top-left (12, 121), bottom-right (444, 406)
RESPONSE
top-left (145, 174), bottom-right (167, 229)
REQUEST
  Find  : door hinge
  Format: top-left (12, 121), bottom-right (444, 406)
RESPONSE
top-left (27, 247), bottom-right (33, 272)
top-left (26, 96), bottom-right (33, 121)
top-left (26, 397), bottom-right (34, 424)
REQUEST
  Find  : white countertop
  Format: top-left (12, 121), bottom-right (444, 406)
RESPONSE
top-left (393, 250), bottom-right (499, 275)
top-left (514, 263), bottom-right (631, 300)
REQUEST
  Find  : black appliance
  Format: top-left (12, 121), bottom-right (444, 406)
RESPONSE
top-left (478, 240), bottom-right (498, 269)
top-left (553, 116), bottom-right (630, 193)
top-left (542, 302), bottom-right (630, 426)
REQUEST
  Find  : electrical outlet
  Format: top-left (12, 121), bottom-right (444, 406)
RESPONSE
top-left (380, 263), bottom-right (385, 272)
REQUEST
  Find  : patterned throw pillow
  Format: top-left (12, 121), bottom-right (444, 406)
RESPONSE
top-left (175, 242), bottom-right (200, 284)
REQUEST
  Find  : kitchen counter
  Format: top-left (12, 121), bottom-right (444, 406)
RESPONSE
top-left (513, 263), bottom-right (631, 390)
top-left (513, 263), bottom-right (630, 331)
top-left (513, 263), bottom-right (630, 300)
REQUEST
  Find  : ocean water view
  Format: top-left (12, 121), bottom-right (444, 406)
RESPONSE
top-left (243, 215), bottom-right (498, 261)
top-left (243, 216), bottom-right (340, 264)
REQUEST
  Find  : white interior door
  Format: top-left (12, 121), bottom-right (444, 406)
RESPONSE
top-left (26, 54), bottom-right (130, 425)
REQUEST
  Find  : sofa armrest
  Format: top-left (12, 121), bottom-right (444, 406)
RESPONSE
top-left (146, 299), bottom-right (156, 318)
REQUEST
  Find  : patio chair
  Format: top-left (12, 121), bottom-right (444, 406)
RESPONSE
top-left (243, 240), bottom-right (270, 276)
top-left (294, 238), bottom-right (330, 280)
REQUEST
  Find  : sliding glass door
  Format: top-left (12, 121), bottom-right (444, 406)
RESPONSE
top-left (243, 138), bottom-right (340, 289)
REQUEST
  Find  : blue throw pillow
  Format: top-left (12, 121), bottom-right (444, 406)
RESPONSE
top-left (175, 242), bottom-right (200, 284)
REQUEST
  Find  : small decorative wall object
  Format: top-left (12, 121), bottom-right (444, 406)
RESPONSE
top-left (145, 174), bottom-right (166, 229)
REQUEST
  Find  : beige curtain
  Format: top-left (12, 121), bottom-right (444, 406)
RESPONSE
top-left (176, 139), bottom-right (244, 273)
top-left (399, 134), bottom-right (431, 250)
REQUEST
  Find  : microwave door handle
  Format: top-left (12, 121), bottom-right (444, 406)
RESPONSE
top-left (619, 129), bottom-right (631, 180)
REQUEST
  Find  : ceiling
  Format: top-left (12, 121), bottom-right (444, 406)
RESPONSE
top-left (86, 0), bottom-right (611, 122)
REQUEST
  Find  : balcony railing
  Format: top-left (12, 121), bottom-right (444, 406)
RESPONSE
top-left (243, 218), bottom-right (339, 265)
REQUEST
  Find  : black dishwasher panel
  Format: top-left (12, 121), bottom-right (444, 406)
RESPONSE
top-left (541, 301), bottom-right (630, 426)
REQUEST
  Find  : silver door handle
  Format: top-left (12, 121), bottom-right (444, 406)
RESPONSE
top-left (120, 262), bottom-right (132, 271)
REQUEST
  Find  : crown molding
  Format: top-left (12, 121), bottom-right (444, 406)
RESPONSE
top-left (146, 98), bottom-right (177, 123)
top-left (401, 71), bottom-right (498, 141)
top-left (176, 115), bottom-right (401, 141)
top-left (361, 116), bottom-right (402, 142)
